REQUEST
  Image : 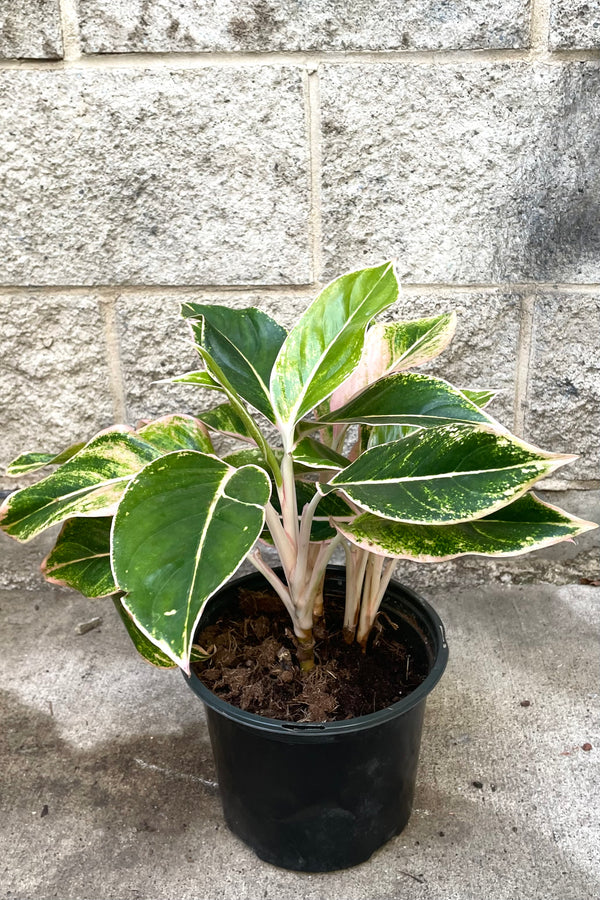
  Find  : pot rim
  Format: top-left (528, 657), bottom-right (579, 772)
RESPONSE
top-left (184, 565), bottom-right (448, 738)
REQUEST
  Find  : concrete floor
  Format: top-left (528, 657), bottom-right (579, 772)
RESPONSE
top-left (1, 575), bottom-right (598, 900)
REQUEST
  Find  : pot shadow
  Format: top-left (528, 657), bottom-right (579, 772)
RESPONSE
top-left (1, 688), bottom-right (223, 897)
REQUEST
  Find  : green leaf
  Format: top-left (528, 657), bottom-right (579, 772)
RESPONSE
top-left (113, 598), bottom-right (214, 669)
top-left (319, 373), bottom-right (503, 431)
top-left (292, 437), bottom-right (350, 471)
top-left (196, 344), bottom-right (283, 486)
top-left (223, 447), bottom-right (273, 471)
top-left (42, 517), bottom-right (116, 598)
top-left (329, 312), bottom-right (457, 411)
top-left (461, 388), bottom-right (498, 409)
top-left (137, 415), bottom-right (213, 454)
top-left (334, 493), bottom-right (598, 560)
top-left (157, 370), bottom-right (223, 389)
top-left (112, 597), bottom-right (177, 668)
top-left (112, 451), bottom-right (271, 672)
top-left (186, 305), bottom-right (287, 421)
top-left (197, 402), bottom-right (255, 442)
top-left (270, 262), bottom-right (399, 442)
top-left (6, 442), bottom-right (86, 477)
top-left (319, 423), bottom-right (576, 525)
top-left (366, 424), bottom-right (422, 448)
top-left (0, 430), bottom-right (160, 542)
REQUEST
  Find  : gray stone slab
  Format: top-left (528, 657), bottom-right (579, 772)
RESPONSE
top-left (0, 68), bottom-right (310, 286)
top-left (524, 293), bottom-right (600, 481)
top-left (115, 290), bottom-right (313, 425)
top-left (550, 0), bottom-right (600, 49)
top-left (320, 62), bottom-right (600, 284)
top-left (391, 290), bottom-right (521, 425)
top-left (0, 0), bottom-right (63, 58)
top-left (0, 294), bottom-right (114, 489)
top-left (79, 0), bottom-right (531, 53)
top-left (1, 580), bottom-right (598, 898)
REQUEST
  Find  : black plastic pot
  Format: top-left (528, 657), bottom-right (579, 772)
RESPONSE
top-left (184, 565), bottom-right (448, 872)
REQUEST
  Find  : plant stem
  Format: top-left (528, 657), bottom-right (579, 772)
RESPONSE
top-left (342, 544), bottom-right (368, 643)
top-left (356, 553), bottom-right (384, 651)
top-left (249, 550), bottom-right (295, 620)
top-left (264, 503), bottom-right (296, 574)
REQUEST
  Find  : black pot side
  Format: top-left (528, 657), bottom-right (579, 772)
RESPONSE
top-left (184, 566), bottom-right (448, 872)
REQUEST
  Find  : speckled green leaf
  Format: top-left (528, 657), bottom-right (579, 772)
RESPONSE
top-left (113, 451), bottom-right (271, 673)
top-left (270, 263), bottom-right (399, 442)
top-left (319, 423), bottom-right (576, 525)
top-left (320, 373), bottom-right (503, 431)
top-left (0, 430), bottom-right (160, 542)
top-left (186, 305), bottom-right (287, 421)
top-left (460, 388), bottom-right (498, 409)
top-left (335, 493), bottom-right (598, 560)
top-left (197, 403), bottom-right (255, 442)
top-left (6, 442), bottom-right (86, 477)
top-left (137, 415), bottom-right (213, 454)
top-left (292, 438), bottom-right (349, 471)
top-left (42, 516), bottom-right (116, 598)
top-left (329, 312), bottom-right (456, 410)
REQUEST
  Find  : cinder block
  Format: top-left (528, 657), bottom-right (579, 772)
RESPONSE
top-left (79, 0), bottom-right (531, 52)
top-left (0, 294), bottom-right (115, 486)
top-left (0, 69), bottom-right (311, 285)
top-left (0, 0), bottom-right (63, 58)
top-left (320, 63), bottom-right (600, 284)
top-left (550, 1), bottom-right (600, 49)
top-left (524, 293), bottom-right (600, 480)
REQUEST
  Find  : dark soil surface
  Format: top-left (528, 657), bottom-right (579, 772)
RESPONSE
top-left (193, 584), bottom-right (430, 723)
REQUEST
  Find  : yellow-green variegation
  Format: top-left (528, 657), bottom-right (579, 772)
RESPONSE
top-left (334, 493), bottom-right (597, 561)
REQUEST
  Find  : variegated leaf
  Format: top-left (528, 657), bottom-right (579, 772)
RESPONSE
top-left (329, 311), bottom-right (456, 411)
top-left (292, 437), bottom-right (349, 471)
top-left (460, 388), bottom-right (498, 409)
top-left (223, 447), bottom-right (272, 471)
top-left (137, 415), bottom-right (213, 454)
top-left (158, 370), bottom-right (223, 389)
top-left (113, 451), bottom-right (271, 672)
top-left (112, 597), bottom-right (177, 668)
top-left (186, 305), bottom-right (287, 421)
top-left (197, 402), bottom-right (256, 442)
top-left (319, 373), bottom-right (504, 431)
top-left (0, 430), bottom-right (160, 542)
top-left (334, 493), bottom-right (597, 560)
top-left (319, 423), bottom-right (576, 525)
top-left (6, 442), bottom-right (86, 477)
top-left (113, 597), bottom-right (214, 669)
top-left (270, 262), bottom-right (399, 444)
top-left (366, 424), bottom-right (422, 449)
top-left (42, 516), bottom-right (116, 598)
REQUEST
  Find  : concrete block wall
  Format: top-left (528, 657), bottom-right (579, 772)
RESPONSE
top-left (1, 0), bottom-right (598, 587)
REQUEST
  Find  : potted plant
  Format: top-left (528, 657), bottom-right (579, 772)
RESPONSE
top-left (1, 261), bottom-right (595, 871)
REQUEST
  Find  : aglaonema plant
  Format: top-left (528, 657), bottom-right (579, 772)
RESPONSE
top-left (1, 262), bottom-right (596, 677)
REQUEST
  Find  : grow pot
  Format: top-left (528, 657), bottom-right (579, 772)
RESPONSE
top-left (184, 565), bottom-right (448, 872)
